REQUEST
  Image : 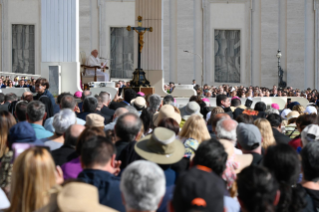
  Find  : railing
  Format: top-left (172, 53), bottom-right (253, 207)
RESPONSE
top-left (0, 72), bottom-right (41, 79)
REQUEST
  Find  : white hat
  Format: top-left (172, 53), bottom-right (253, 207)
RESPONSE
top-left (230, 87), bottom-right (236, 93)
top-left (304, 106), bottom-right (317, 115)
top-left (301, 124), bottom-right (319, 146)
top-left (281, 109), bottom-right (292, 120)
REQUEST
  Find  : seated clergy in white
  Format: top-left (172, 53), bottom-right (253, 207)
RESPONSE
top-left (85, 49), bottom-right (109, 82)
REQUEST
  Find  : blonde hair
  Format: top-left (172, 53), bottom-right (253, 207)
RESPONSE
top-left (254, 118), bottom-right (276, 149)
top-left (179, 114), bottom-right (211, 143)
top-left (292, 105), bottom-right (305, 115)
top-left (7, 147), bottom-right (57, 212)
top-left (0, 111), bottom-right (16, 158)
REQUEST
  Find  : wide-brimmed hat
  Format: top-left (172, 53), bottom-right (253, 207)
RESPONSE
top-left (153, 105), bottom-right (182, 127)
top-left (86, 114), bottom-right (105, 127)
top-left (287, 111), bottom-right (300, 121)
top-left (180, 102), bottom-right (202, 121)
top-left (37, 183), bottom-right (117, 212)
top-left (134, 127), bottom-right (185, 165)
top-left (130, 96), bottom-right (146, 110)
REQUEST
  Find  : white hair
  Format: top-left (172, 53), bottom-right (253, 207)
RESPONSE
top-left (53, 109), bottom-right (77, 134)
top-left (120, 161), bottom-right (165, 211)
top-left (265, 108), bottom-right (280, 116)
top-left (216, 118), bottom-right (238, 142)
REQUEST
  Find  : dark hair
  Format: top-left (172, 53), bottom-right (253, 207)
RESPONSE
top-left (115, 113), bottom-right (142, 141)
top-left (0, 93), bottom-right (4, 103)
top-left (236, 114), bottom-right (254, 124)
top-left (15, 101), bottom-right (28, 122)
top-left (64, 125), bottom-right (79, 147)
top-left (57, 92), bottom-right (71, 105)
top-left (26, 101), bottom-right (46, 122)
top-left (81, 91), bottom-right (92, 100)
top-left (216, 94), bottom-right (227, 106)
top-left (76, 127), bottom-right (106, 155)
top-left (254, 102), bottom-right (266, 112)
top-left (263, 144), bottom-right (306, 212)
top-left (163, 95), bottom-right (175, 105)
top-left (35, 78), bottom-right (50, 89)
top-left (5, 93), bottom-right (16, 102)
top-left (193, 138), bottom-right (227, 176)
top-left (237, 165), bottom-right (278, 212)
top-left (301, 142), bottom-right (319, 182)
top-left (61, 95), bottom-right (77, 110)
top-left (124, 89), bottom-right (137, 103)
top-left (158, 118), bottom-right (180, 135)
top-left (266, 113), bottom-right (282, 128)
top-left (81, 136), bottom-right (115, 168)
top-left (140, 109), bottom-right (153, 134)
top-left (231, 98), bottom-right (241, 107)
top-left (83, 97), bottom-right (98, 112)
top-left (298, 114), bottom-right (318, 132)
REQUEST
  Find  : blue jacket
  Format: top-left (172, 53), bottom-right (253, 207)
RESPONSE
top-left (36, 89), bottom-right (59, 114)
top-left (77, 169), bottom-right (125, 212)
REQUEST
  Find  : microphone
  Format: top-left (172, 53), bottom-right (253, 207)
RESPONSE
top-left (99, 57), bottom-right (113, 60)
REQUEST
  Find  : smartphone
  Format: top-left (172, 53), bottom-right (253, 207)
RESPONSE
top-left (245, 99), bottom-right (253, 108)
top-left (287, 98), bottom-right (291, 106)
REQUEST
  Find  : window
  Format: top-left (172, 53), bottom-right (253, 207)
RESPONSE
top-left (12, 25), bottom-right (35, 74)
top-left (214, 30), bottom-right (240, 83)
top-left (110, 27), bottom-right (134, 78)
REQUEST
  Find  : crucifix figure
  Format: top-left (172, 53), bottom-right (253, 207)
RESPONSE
top-left (127, 16), bottom-right (152, 87)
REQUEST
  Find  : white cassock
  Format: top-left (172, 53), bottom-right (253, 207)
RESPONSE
top-left (85, 55), bottom-right (109, 82)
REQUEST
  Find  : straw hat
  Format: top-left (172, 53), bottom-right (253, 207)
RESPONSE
top-left (37, 183), bottom-right (117, 212)
top-left (153, 105), bottom-right (182, 127)
top-left (130, 96), bottom-right (146, 110)
top-left (135, 127), bottom-right (185, 165)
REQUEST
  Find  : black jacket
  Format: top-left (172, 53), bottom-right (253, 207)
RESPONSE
top-left (272, 128), bottom-right (291, 144)
top-left (51, 144), bottom-right (78, 166)
top-left (100, 106), bottom-right (115, 120)
top-left (109, 101), bottom-right (129, 110)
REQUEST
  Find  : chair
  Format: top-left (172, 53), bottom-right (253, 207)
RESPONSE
top-left (79, 51), bottom-right (109, 90)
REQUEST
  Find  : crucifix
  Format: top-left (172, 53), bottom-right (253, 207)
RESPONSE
top-left (127, 16), bottom-right (152, 87)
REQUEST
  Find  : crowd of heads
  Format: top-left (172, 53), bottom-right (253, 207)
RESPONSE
top-left (2, 80), bottom-right (319, 212)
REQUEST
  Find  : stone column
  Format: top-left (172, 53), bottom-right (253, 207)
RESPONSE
top-left (251, 0), bottom-right (261, 86)
top-left (0, 0), bottom-right (8, 73)
top-left (135, 0), bottom-right (166, 95)
top-left (305, 0), bottom-right (315, 89)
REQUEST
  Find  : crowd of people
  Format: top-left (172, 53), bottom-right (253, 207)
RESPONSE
top-left (165, 80), bottom-right (319, 103)
top-left (1, 78), bottom-right (319, 212)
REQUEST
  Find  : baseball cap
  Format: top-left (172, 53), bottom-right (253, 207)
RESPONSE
top-left (85, 114), bottom-right (105, 127)
top-left (305, 105), bottom-right (317, 115)
top-left (172, 166), bottom-right (224, 212)
top-left (236, 123), bottom-right (262, 150)
top-left (301, 124), bottom-right (319, 146)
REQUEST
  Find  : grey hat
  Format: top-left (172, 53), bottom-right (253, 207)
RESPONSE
top-left (180, 101), bottom-right (202, 120)
top-left (236, 123), bottom-right (262, 150)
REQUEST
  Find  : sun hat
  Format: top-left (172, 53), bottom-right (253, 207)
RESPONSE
top-left (37, 183), bottom-right (117, 212)
top-left (134, 127), bottom-right (185, 165)
top-left (74, 91), bottom-right (82, 98)
top-left (180, 102), bottom-right (202, 121)
top-left (153, 105), bottom-right (182, 127)
top-left (305, 105), bottom-right (317, 115)
top-left (236, 123), bottom-right (262, 150)
top-left (85, 114), bottom-right (105, 128)
top-left (287, 111), bottom-right (300, 121)
top-left (271, 103), bottom-right (280, 110)
top-left (130, 96), bottom-right (146, 110)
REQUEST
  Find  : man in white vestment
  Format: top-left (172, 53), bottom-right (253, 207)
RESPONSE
top-left (85, 49), bottom-right (109, 82)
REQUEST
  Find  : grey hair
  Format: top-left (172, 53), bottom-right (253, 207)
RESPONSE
top-left (99, 91), bottom-right (112, 103)
top-left (120, 161), bottom-right (165, 211)
top-left (148, 94), bottom-right (161, 113)
top-left (52, 109), bottom-right (77, 135)
top-left (265, 108), bottom-right (280, 116)
top-left (26, 101), bottom-right (46, 122)
top-left (125, 105), bottom-right (139, 116)
top-left (216, 118), bottom-right (238, 142)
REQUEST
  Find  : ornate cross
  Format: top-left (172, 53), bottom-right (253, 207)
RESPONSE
top-left (127, 16), bottom-right (153, 70)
